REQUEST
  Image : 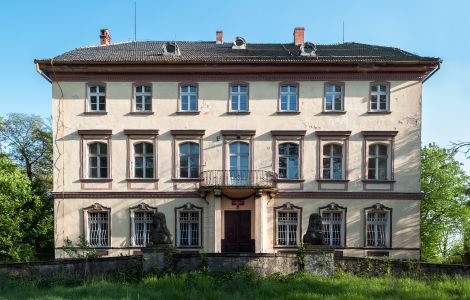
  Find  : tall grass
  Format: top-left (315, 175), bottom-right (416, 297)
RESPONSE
top-left (1, 270), bottom-right (469, 300)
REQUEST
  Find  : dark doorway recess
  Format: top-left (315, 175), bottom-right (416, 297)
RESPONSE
top-left (222, 210), bottom-right (253, 253)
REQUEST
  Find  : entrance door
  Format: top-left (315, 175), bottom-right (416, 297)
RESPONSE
top-left (229, 142), bottom-right (250, 185)
top-left (224, 210), bottom-right (252, 252)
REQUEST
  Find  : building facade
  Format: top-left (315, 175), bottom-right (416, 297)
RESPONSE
top-left (36, 28), bottom-right (440, 259)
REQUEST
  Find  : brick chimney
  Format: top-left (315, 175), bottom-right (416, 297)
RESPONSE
top-left (293, 27), bottom-right (304, 45)
top-left (216, 30), bottom-right (223, 44)
top-left (100, 29), bottom-right (111, 46)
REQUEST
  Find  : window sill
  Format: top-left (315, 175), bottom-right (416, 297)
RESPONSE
top-left (171, 178), bottom-right (200, 182)
top-left (362, 179), bottom-right (395, 184)
top-left (273, 245), bottom-right (299, 248)
top-left (226, 111), bottom-right (250, 115)
top-left (367, 111), bottom-right (391, 114)
top-left (176, 246), bottom-right (204, 249)
top-left (80, 178), bottom-right (113, 183)
top-left (276, 111), bottom-right (300, 115)
top-left (83, 111), bottom-right (108, 115)
top-left (316, 179), bottom-right (349, 183)
top-left (176, 111), bottom-right (200, 115)
top-left (277, 179), bottom-right (305, 183)
top-left (322, 111), bottom-right (346, 114)
top-left (129, 111), bottom-right (154, 115)
top-left (126, 178), bottom-right (159, 182)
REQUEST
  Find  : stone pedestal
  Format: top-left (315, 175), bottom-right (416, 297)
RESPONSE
top-left (142, 246), bottom-right (173, 274)
top-left (303, 245), bottom-right (334, 276)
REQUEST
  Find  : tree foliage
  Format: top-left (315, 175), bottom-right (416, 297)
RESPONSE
top-left (421, 143), bottom-right (470, 262)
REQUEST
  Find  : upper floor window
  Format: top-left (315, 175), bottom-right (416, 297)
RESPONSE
top-left (179, 142), bottom-right (200, 178)
top-left (278, 143), bottom-right (299, 179)
top-left (370, 83), bottom-right (390, 112)
top-left (134, 85), bottom-right (152, 112)
top-left (134, 142), bottom-right (154, 179)
top-left (320, 202), bottom-right (346, 248)
top-left (279, 85), bottom-right (298, 112)
top-left (324, 83), bottom-right (344, 112)
top-left (230, 84), bottom-right (249, 112)
top-left (368, 144), bottom-right (389, 180)
top-left (322, 144), bottom-right (343, 180)
top-left (275, 202), bottom-right (301, 247)
top-left (365, 203), bottom-right (392, 248)
top-left (88, 142), bottom-right (108, 178)
top-left (83, 203), bottom-right (110, 248)
top-left (88, 85), bottom-right (106, 112)
top-left (176, 203), bottom-right (202, 248)
top-left (180, 85), bottom-right (198, 112)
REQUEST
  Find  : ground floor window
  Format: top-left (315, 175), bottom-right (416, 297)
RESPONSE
top-left (365, 203), bottom-right (392, 248)
top-left (176, 202), bottom-right (202, 247)
top-left (130, 203), bottom-right (157, 247)
top-left (83, 203), bottom-right (110, 248)
top-left (320, 202), bottom-right (346, 247)
top-left (275, 202), bottom-right (302, 246)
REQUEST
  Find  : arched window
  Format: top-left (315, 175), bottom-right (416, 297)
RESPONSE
top-left (322, 144), bottom-right (343, 180)
top-left (134, 142), bottom-right (154, 178)
top-left (278, 143), bottom-right (299, 179)
top-left (180, 85), bottom-right (198, 112)
top-left (368, 144), bottom-right (389, 180)
top-left (179, 142), bottom-right (200, 178)
top-left (88, 142), bottom-right (108, 178)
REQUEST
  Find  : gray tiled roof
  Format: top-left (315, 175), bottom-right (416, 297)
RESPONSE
top-left (43, 41), bottom-right (438, 64)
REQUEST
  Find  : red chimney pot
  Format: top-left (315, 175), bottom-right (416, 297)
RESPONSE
top-left (293, 27), bottom-right (305, 45)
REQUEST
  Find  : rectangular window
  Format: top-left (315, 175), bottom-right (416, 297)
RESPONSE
top-left (368, 144), bottom-right (389, 180)
top-left (279, 85), bottom-right (298, 112)
top-left (179, 142), bottom-right (200, 178)
top-left (88, 142), bottom-right (108, 178)
top-left (180, 85), bottom-right (198, 112)
top-left (322, 211), bottom-right (343, 247)
top-left (134, 142), bottom-right (154, 178)
top-left (324, 83), bottom-right (344, 112)
top-left (88, 211), bottom-right (109, 247)
top-left (366, 211), bottom-right (388, 247)
top-left (322, 144), bottom-right (343, 180)
top-left (277, 211), bottom-right (298, 246)
top-left (370, 83), bottom-right (389, 112)
top-left (132, 211), bottom-right (153, 247)
top-left (88, 85), bottom-right (106, 112)
top-left (135, 85), bottom-right (152, 112)
top-left (179, 211), bottom-right (200, 247)
top-left (278, 143), bottom-right (299, 179)
top-left (230, 84), bottom-right (249, 112)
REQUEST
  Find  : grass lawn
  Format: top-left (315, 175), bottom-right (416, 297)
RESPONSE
top-left (1, 270), bottom-right (469, 300)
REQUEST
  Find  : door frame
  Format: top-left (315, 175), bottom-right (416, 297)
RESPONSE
top-left (222, 210), bottom-right (254, 253)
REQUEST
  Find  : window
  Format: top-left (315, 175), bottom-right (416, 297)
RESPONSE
top-left (275, 202), bottom-right (301, 246)
top-left (88, 85), bottom-right (106, 112)
top-left (365, 203), bottom-right (392, 248)
top-left (179, 142), bottom-right (200, 178)
top-left (134, 85), bottom-right (152, 112)
top-left (88, 142), bottom-right (108, 178)
top-left (229, 142), bottom-right (250, 185)
top-left (83, 203), bottom-right (110, 248)
top-left (322, 144), bottom-right (343, 180)
top-left (370, 83), bottom-right (389, 112)
top-left (320, 203), bottom-right (346, 247)
top-left (134, 142), bottom-right (154, 178)
top-left (230, 84), bottom-right (249, 112)
top-left (368, 144), bottom-right (389, 180)
top-left (324, 83), bottom-right (344, 112)
top-left (278, 143), bottom-right (299, 179)
top-left (130, 203), bottom-right (156, 247)
top-left (180, 85), bottom-right (198, 112)
top-left (279, 85), bottom-right (298, 112)
top-left (176, 203), bottom-right (202, 248)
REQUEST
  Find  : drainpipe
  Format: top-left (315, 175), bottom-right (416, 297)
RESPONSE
top-left (35, 61), bottom-right (52, 83)
top-left (422, 62), bottom-right (441, 83)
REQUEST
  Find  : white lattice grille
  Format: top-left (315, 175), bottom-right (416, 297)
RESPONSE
top-left (366, 211), bottom-right (388, 247)
top-left (133, 211), bottom-right (153, 246)
top-left (322, 211), bottom-right (343, 247)
top-left (179, 211), bottom-right (200, 247)
top-left (277, 211), bottom-right (298, 246)
top-left (88, 212), bottom-right (109, 247)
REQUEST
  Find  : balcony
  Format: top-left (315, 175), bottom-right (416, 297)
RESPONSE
top-left (200, 170), bottom-right (277, 189)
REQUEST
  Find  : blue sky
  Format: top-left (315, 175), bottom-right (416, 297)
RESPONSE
top-left (0, 0), bottom-right (468, 172)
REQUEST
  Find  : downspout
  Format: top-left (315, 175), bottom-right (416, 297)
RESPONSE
top-left (35, 61), bottom-right (52, 83)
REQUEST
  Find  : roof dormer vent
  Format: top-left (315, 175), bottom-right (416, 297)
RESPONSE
top-left (162, 42), bottom-right (180, 56)
top-left (300, 42), bottom-right (317, 57)
top-left (232, 37), bottom-right (246, 49)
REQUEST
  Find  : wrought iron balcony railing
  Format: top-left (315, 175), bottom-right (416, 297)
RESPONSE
top-left (200, 170), bottom-right (277, 188)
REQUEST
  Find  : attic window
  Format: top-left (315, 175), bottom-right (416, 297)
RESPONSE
top-left (300, 42), bottom-right (317, 57)
top-left (162, 42), bottom-right (180, 56)
top-left (232, 37), bottom-right (246, 49)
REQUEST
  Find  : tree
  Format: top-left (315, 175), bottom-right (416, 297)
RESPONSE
top-left (421, 143), bottom-right (470, 262)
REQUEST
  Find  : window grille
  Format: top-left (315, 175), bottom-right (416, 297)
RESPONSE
top-left (366, 211), bottom-right (388, 247)
top-left (88, 211), bottom-right (109, 247)
top-left (179, 211), bottom-right (200, 247)
top-left (135, 85), bottom-right (152, 111)
top-left (322, 211), bottom-right (343, 247)
top-left (277, 211), bottom-right (298, 246)
top-left (280, 85), bottom-right (298, 111)
top-left (132, 211), bottom-right (153, 246)
top-left (88, 85), bottom-right (106, 112)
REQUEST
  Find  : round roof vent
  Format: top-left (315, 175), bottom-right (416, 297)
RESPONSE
top-left (232, 37), bottom-right (247, 49)
top-left (300, 42), bottom-right (317, 57)
top-left (162, 42), bottom-right (180, 56)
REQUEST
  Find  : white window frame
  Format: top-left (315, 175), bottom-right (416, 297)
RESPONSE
top-left (369, 82), bottom-right (390, 112)
top-left (87, 142), bottom-right (109, 179)
top-left (278, 142), bottom-right (300, 179)
top-left (274, 202), bottom-right (302, 247)
top-left (175, 202), bottom-right (203, 248)
top-left (324, 83), bottom-right (344, 112)
top-left (279, 84), bottom-right (299, 112)
top-left (364, 203), bottom-right (392, 248)
top-left (179, 84), bottom-right (198, 112)
top-left (129, 203), bottom-right (157, 247)
top-left (322, 143), bottom-right (344, 180)
top-left (87, 84), bottom-right (106, 112)
top-left (320, 202), bottom-right (346, 248)
top-left (367, 143), bottom-right (390, 180)
top-left (229, 84), bottom-right (249, 112)
top-left (133, 142), bottom-right (155, 179)
top-left (134, 84), bottom-right (152, 112)
top-left (83, 203), bottom-right (110, 248)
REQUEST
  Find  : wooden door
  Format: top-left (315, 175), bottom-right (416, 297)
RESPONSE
top-left (223, 210), bottom-right (252, 252)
